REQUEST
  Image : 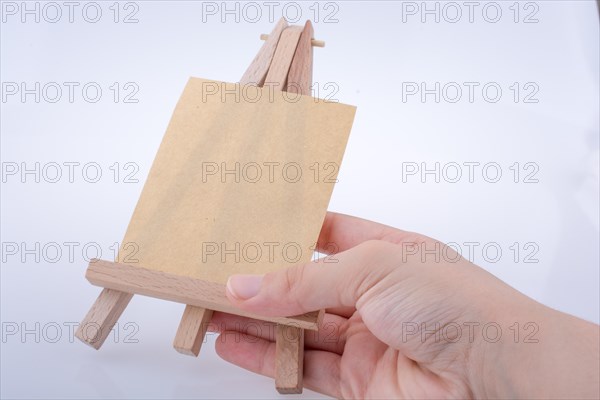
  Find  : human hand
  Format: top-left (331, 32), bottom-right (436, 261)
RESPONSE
top-left (211, 212), bottom-right (600, 399)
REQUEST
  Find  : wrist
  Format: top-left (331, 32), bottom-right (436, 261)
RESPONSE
top-left (475, 296), bottom-right (599, 399)
top-left (476, 297), bottom-right (547, 398)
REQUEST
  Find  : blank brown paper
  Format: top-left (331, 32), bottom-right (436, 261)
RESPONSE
top-left (118, 77), bottom-right (356, 286)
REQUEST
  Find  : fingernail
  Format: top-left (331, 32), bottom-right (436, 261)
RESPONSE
top-left (226, 274), bottom-right (264, 300)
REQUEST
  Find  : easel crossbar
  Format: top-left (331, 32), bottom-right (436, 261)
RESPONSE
top-left (85, 259), bottom-right (321, 331)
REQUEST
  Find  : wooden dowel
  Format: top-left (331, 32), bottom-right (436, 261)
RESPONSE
top-left (260, 33), bottom-right (324, 48)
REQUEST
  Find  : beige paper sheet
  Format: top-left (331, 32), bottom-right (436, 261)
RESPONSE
top-left (119, 78), bottom-right (356, 284)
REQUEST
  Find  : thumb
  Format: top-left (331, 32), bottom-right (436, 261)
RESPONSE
top-left (225, 240), bottom-right (400, 317)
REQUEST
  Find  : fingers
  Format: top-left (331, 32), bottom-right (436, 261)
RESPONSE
top-left (210, 311), bottom-right (347, 354)
top-left (326, 306), bottom-right (356, 319)
top-left (226, 240), bottom-right (401, 317)
top-left (215, 331), bottom-right (342, 398)
top-left (215, 331), bottom-right (275, 376)
top-left (316, 212), bottom-right (418, 254)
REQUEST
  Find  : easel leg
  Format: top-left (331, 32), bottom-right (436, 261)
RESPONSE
top-left (173, 306), bottom-right (213, 356)
top-left (75, 288), bottom-right (133, 349)
top-left (275, 325), bottom-right (304, 394)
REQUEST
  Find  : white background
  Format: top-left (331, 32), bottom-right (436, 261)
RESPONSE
top-left (1, 1), bottom-right (599, 398)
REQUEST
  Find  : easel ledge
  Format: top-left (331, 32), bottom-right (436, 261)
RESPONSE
top-left (81, 259), bottom-right (322, 334)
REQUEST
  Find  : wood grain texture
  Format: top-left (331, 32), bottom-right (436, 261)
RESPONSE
top-left (264, 26), bottom-right (303, 91)
top-left (85, 259), bottom-right (321, 330)
top-left (173, 305), bottom-right (214, 356)
top-left (287, 21), bottom-right (314, 96)
top-left (275, 325), bottom-right (304, 394)
top-left (240, 17), bottom-right (288, 86)
top-left (75, 288), bottom-right (133, 349)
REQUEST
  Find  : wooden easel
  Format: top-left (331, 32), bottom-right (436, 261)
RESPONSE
top-left (75, 18), bottom-right (324, 394)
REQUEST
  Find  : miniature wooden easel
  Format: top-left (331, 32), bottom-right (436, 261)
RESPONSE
top-left (75, 18), bottom-right (324, 394)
